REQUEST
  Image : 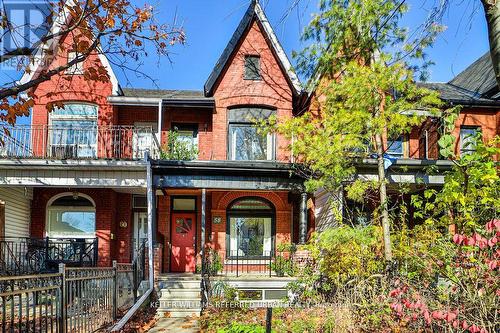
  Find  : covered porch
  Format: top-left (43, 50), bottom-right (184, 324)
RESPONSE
top-left (150, 160), bottom-right (311, 277)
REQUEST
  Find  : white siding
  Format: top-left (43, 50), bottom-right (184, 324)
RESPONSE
top-left (0, 187), bottom-right (32, 238)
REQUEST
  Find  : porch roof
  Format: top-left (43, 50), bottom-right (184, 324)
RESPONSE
top-left (151, 160), bottom-right (306, 191)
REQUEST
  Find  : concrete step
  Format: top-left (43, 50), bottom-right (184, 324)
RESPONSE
top-left (159, 289), bottom-right (201, 300)
top-left (157, 274), bottom-right (202, 281)
top-left (159, 299), bottom-right (202, 309)
top-left (159, 280), bottom-right (201, 289)
top-left (158, 309), bottom-right (201, 318)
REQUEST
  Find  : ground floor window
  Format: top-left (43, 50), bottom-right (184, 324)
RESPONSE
top-left (226, 197), bottom-right (274, 258)
top-left (46, 194), bottom-right (96, 238)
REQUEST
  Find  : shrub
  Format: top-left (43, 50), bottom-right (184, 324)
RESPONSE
top-left (217, 323), bottom-right (267, 333)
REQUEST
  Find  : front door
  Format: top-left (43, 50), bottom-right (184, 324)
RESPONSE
top-left (133, 212), bottom-right (148, 257)
top-left (170, 212), bottom-right (196, 272)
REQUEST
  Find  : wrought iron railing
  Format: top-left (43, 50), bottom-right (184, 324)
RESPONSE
top-left (223, 251), bottom-right (275, 277)
top-left (0, 125), bottom-right (160, 160)
top-left (132, 240), bottom-right (146, 302)
top-left (0, 237), bottom-right (98, 276)
top-left (0, 262), bottom-right (139, 332)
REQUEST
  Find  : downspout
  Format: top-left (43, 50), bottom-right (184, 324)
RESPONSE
top-left (111, 151), bottom-right (155, 331)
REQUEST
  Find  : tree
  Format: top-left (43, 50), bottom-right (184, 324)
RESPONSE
top-left (267, 0), bottom-right (447, 262)
top-left (0, 0), bottom-right (184, 125)
top-left (482, 1), bottom-right (500, 87)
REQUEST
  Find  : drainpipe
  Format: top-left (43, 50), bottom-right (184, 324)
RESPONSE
top-left (111, 151), bottom-right (155, 331)
top-left (299, 192), bottom-right (308, 244)
top-left (157, 100), bottom-right (163, 143)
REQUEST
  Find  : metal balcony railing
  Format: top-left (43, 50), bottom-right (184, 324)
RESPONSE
top-left (0, 125), bottom-right (161, 160)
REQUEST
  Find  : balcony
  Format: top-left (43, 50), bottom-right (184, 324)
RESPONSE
top-left (0, 125), bottom-right (160, 160)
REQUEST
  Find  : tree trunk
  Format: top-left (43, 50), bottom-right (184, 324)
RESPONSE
top-left (482, 1), bottom-right (500, 88)
top-left (375, 133), bottom-right (393, 262)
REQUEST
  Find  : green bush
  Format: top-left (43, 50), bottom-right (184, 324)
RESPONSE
top-left (217, 323), bottom-right (268, 333)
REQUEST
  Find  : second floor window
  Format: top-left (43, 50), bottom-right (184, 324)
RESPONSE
top-left (460, 126), bottom-right (480, 155)
top-left (244, 55), bottom-right (261, 80)
top-left (49, 103), bottom-right (98, 158)
top-left (387, 135), bottom-right (406, 158)
top-left (227, 107), bottom-right (276, 161)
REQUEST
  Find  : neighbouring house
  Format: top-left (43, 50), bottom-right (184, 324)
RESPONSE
top-left (0, 0), bottom-right (498, 316)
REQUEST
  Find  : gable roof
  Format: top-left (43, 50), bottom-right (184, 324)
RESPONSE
top-left (203, 0), bottom-right (302, 97)
top-left (423, 52), bottom-right (500, 107)
top-left (18, 3), bottom-right (121, 95)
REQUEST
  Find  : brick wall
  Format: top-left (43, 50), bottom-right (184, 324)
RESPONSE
top-left (30, 188), bottom-right (133, 266)
top-left (211, 19), bottom-right (294, 162)
top-left (210, 190), bottom-right (292, 261)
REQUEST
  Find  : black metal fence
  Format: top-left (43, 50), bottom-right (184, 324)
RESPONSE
top-left (0, 260), bottom-right (145, 333)
top-left (0, 237), bottom-right (98, 276)
top-left (222, 251), bottom-right (275, 277)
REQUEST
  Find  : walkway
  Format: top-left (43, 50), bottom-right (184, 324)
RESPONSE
top-left (147, 316), bottom-right (199, 333)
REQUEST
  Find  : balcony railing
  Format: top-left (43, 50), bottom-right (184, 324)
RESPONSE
top-left (0, 237), bottom-right (98, 276)
top-left (0, 125), bottom-right (160, 160)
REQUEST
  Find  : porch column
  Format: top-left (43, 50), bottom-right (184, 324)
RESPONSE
top-left (200, 189), bottom-right (206, 272)
top-left (299, 192), bottom-right (308, 244)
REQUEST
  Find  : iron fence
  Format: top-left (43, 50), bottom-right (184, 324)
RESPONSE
top-left (223, 251), bottom-right (274, 277)
top-left (0, 260), bottom-right (146, 333)
top-left (0, 125), bottom-right (160, 160)
top-left (0, 237), bottom-right (98, 276)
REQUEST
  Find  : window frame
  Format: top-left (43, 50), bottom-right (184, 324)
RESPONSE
top-left (386, 135), bottom-right (408, 159)
top-left (227, 122), bottom-right (276, 161)
top-left (171, 123), bottom-right (199, 150)
top-left (460, 126), bottom-right (481, 156)
top-left (48, 103), bottom-right (99, 158)
top-left (225, 197), bottom-right (275, 260)
top-left (244, 55), bottom-right (261, 80)
top-left (66, 51), bottom-right (84, 75)
top-left (46, 193), bottom-right (96, 239)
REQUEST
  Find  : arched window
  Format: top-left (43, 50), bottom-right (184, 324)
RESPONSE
top-left (46, 193), bottom-right (96, 238)
top-left (226, 197), bottom-right (275, 258)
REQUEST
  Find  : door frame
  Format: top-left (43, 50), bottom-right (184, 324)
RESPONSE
top-left (169, 195), bottom-right (198, 272)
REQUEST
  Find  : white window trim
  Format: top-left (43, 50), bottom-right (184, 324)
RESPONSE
top-left (66, 51), bottom-right (84, 75)
top-left (46, 193), bottom-right (96, 239)
top-left (48, 103), bottom-right (99, 158)
top-left (228, 123), bottom-right (276, 161)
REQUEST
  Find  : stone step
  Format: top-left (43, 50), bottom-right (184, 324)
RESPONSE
top-left (158, 309), bottom-right (201, 318)
top-left (159, 289), bottom-right (201, 300)
top-left (158, 279), bottom-right (201, 289)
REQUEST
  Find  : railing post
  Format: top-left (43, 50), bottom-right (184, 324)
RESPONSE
top-left (45, 237), bottom-right (50, 271)
top-left (112, 260), bottom-right (118, 320)
top-left (59, 263), bottom-right (66, 333)
top-left (93, 238), bottom-right (98, 266)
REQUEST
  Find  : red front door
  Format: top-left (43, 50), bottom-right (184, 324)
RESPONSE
top-left (170, 213), bottom-right (196, 272)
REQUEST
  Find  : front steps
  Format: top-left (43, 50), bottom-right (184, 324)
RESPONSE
top-left (157, 274), bottom-right (202, 318)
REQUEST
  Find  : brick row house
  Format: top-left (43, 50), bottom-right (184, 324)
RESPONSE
top-left (0, 0), bottom-right (498, 303)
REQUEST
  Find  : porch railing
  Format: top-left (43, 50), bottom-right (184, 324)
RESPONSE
top-left (223, 251), bottom-right (275, 277)
top-left (0, 261), bottom-right (144, 332)
top-left (0, 237), bottom-right (98, 276)
top-left (0, 125), bottom-right (160, 160)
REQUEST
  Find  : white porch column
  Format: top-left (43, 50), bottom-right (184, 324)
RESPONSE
top-left (157, 100), bottom-right (163, 142)
top-left (200, 188), bottom-right (206, 272)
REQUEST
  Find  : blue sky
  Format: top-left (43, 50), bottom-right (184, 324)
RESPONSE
top-left (117, 0), bottom-right (490, 90)
top-left (0, 0), bottom-right (491, 91)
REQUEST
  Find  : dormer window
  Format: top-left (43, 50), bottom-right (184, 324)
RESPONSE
top-left (67, 51), bottom-right (84, 74)
top-left (244, 55), bottom-right (261, 80)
